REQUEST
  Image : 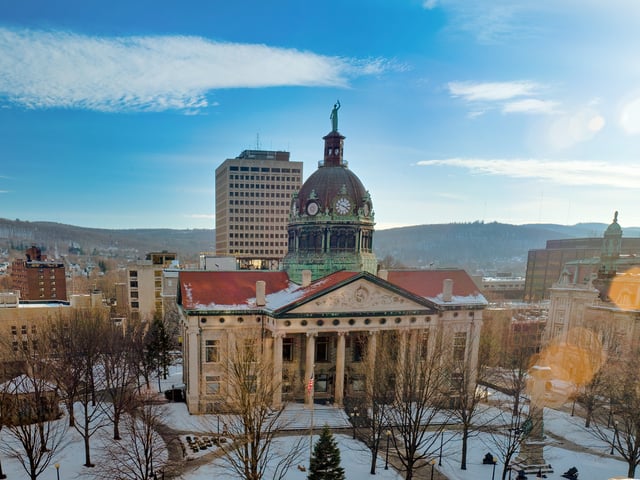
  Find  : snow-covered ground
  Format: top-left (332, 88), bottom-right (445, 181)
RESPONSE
top-left (0, 365), bottom-right (634, 480)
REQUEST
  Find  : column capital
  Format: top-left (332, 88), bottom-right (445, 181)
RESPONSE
top-left (306, 330), bottom-right (318, 338)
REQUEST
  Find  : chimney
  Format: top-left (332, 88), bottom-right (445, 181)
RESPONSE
top-left (442, 279), bottom-right (453, 302)
top-left (378, 269), bottom-right (388, 281)
top-left (256, 280), bottom-right (266, 307)
top-left (301, 270), bottom-right (312, 287)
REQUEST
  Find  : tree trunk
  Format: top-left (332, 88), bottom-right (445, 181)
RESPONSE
top-left (405, 459), bottom-right (414, 480)
top-left (67, 399), bottom-right (75, 427)
top-left (113, 413), bottom-right (121, 440)
top-left (460, 426), bottom-right (469, 469)
top-left (628, 463), bottom-right (636, 479)
top-left (370, 445), bottom-right (378, 474)
top-left (84, 433), bottom-right (93, 467)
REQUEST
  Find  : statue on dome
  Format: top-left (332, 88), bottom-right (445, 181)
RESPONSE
top-left (330, 100), bottom-right (341, 132)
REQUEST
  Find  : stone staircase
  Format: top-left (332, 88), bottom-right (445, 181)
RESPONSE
top-left (275, 403), bottom-right (351, 431)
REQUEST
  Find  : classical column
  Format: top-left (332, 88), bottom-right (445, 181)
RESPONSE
top-left (273, 333), bottom-right (284, 408)
top-left (186, 328), bottom-right (200, 413)
top-left (396, 331), bottom-right (408, 399)
top-left (366, 331), bottom-right (378, 365)
top-left (305, 332), bottom-right (317, 407)
top-left (334, 332), bottom-right (346, 406)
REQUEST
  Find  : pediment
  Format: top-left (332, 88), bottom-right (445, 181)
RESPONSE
top-left (286, 277), bottom-right (431, 315)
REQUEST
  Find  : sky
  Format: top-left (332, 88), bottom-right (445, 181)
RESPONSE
top-left (2, 0), bottom-right (640, 230)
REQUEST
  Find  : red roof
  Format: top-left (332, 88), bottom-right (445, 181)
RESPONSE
top-left (179, 271), bottom-right (291, 309)
top-left (276, 271), bottom-right (360, 309)
top-left (386, 269), bottom-right (481, 298)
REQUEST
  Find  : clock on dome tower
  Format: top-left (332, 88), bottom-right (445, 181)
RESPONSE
top-left (283, 103), bottom-right (377, 284)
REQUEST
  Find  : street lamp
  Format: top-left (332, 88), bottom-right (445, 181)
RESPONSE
top-left (491, 457), bottom-right (497, 480)
top-left (430, 458), bottom-right (436, 480)
top-left (611, 420), bottom-right (618, 455)
top-left (55, 463), bottom-right (60, 480)
top-left (384, 430), bottom-right (392, 470)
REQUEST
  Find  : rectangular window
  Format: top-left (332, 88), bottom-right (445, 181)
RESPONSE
top-left (419, 331), bottom-right (429, 359)
top-left (316, 374), bottom-right (329, 393)
top-left (352, 335), bottom-right (366, 362)
top-left (205, 339), bottom-right (220, 363)
top-left (243, 338), bottom-right (257, 362)
top-left (453, 332), bottom-right (467, 362)
top-left (21, 325), bottom-right (27, 335)
top-left (315, 337), bottom-right (330, 362)
top-left (11, 325), bottom-right (17, 335)
top-left (205, 375), bottom-right (220, 394)
top-left (283, 338), bottom-right (294, 362)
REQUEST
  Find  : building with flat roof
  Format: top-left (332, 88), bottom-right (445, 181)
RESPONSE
top-left (524, 230), bottom-right (640, 301)
top-left (127, 251), bottom-right (177, 321)
top-left (10, 246), bottom-right (67, 303)
top-left (215, 149), bottom-right (303, 270)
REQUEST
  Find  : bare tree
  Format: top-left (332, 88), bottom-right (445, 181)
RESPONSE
top-left (449, 321), bottom-right (499, 470)
top-left (486, 405), bottom-right (537, 480)
top-left (69, 308), bottom-right (109, 468)
top-left (92, 400), bottom-right (166, 480)
top-left (99, 322), bottom-right (139, 440)
top-left (0, 369), bottom-right (67, 480)
top-left (589, 352), bottom-right (640, 478)
top-left (46, 312), bottom-right (88, 428)
top-left (359, 332), bottom-right (396, 475)
top-left (385, 328), bottom-right (452, 480)
top-left (217, 329), bottom-right (304, 480)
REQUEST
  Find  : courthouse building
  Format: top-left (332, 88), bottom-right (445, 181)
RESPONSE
top-left (178, 107), bottom-right (487, 414)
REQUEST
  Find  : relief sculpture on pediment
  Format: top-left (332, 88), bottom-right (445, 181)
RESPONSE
top-left (311, 283), bottom-right (410, 310)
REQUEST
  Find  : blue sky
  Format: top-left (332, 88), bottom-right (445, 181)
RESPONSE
top-left (2, 1), bottom-right (640, 230)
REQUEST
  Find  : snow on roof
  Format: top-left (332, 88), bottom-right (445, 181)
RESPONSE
top-left (180, 270), bottom-right (359, 311)
top-left (0, 374), bottom-right (57, 394)
top-left (386, 269), bottom-right (487, 307)
top-left (180, 269), bottom-right (485, 313)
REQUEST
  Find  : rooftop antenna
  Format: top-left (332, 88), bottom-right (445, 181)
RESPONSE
top-left (256, 133), bottom-right (261, 150)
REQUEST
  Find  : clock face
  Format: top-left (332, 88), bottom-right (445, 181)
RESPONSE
top-left (306, 202), bottom-right (319, 216)
top-left (335, 197), bottom-right (351, 215)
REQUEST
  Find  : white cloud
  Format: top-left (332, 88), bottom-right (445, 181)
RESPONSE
top-left (0, 27), bottom-right (386, 113)
top-left (417, 158), bottom-right (640, 189)
top-left (448, 80), bottom-right (541, 101)
top-left (422, 0), bottom-right (438, 9)
top-left (503, 98), bottom-right (559, 114)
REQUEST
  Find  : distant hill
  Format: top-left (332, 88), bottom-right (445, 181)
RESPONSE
top-left (1, 218), bottom-right (638, 274)
top-left (0, 218), bottom-right (215, 263)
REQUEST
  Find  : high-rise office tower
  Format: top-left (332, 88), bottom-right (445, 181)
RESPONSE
top-left (215, 150), bottom-right (303, 269)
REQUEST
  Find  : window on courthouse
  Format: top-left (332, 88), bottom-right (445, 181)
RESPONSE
top-left (453, 332), bottom-right (467, 362)
top-left (205, 339), bottom-right (220, 363)
top-left (283, 338), bottom-right (294, 362)
top-left (205, 375), bottom-right (220, 394)
top-left (315, 337), bottom-right (330, 362)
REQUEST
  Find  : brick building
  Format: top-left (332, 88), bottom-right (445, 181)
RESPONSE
top-left (10, 246), bottom-right (67, 303)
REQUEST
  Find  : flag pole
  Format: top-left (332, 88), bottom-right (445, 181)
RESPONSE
top-left (308, 366), bottom-right (315, 465)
